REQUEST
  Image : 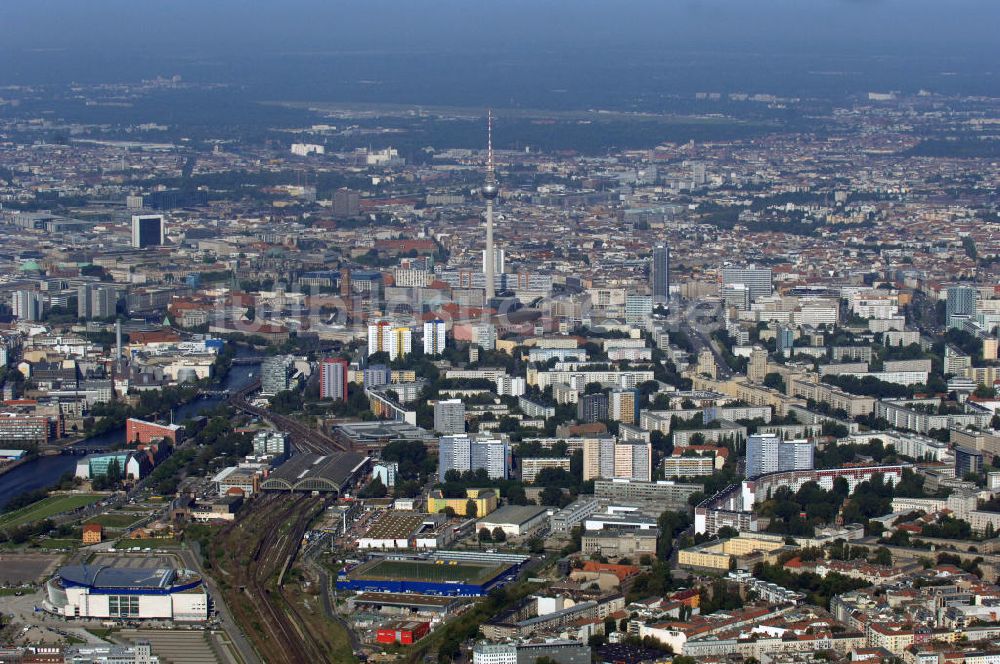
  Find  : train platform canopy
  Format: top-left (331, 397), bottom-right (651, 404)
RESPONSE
top-left (260, 452), bottom-right (367, 494)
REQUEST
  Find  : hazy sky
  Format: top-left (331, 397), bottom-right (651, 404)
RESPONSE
top-left (1, 1), bottom-right (998, 104)
top-left (3, 0), bottom-right (998, 57)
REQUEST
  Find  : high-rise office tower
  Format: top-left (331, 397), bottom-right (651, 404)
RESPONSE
top-left (721, 266), bottom-right (773, 301)
top-left (423, 319), bottom-right (446, 355)
top-left (776, 326), bottom-right (795, 357)
top-left (13, 290), bottom-right (43, 321)
top-left (261, 355), bottom-right (295, 396)
top-left (319, 357), bottom-right (349, 401)
top-left (583, 438), bottom-right (617, 481)
top-left (577, 393), bottom-right (609, 423)
top-left (748, 346), bottom-right (769, 384)
top-left (332, 187), bottom-right (360, 218)
top-left (480, 111), bottom-right (499, 300)
top-left (746, 434), bottom-right (813, 478)
top-left (131, 214), bottom-right (165, 248)
top-left (721, 284), bottom-right (751, 311)
top-left (955, 446), bottom-right (984, 479)
top-left (482, 247), bottom-right (505, 276)
top-left (373, 461), bottom-right (398, 487)
top-left (610, 389), bottom-right (639, 425)
top-left (625, 294), bottom-right (653, 326)
top-left (339, 268), bottom-right (352, 297)
top-left (388, 326), bottom-right (412, 360)
top-left (614, 442), bottom-right (652, 482)
top-left (651, 245), bottom-right (670, 305)
top-left (434, 399), bottom-right (466, 434)
top-left (946, 285), bottom-right (977, 323)
top-left (472, 323), bottom-right (497, 351)
top-left (438, 434), bottom-right (509, 481)
top-left (696, 349), bottom-right (717, 379)
top-left (691, 162), bottom-right (707, 186)
top-left (77, 284), bottom-right (117, 319)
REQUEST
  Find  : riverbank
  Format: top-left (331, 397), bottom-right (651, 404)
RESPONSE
top-left (0, 353), bottom-right (260, 510)
top-left (0, 457), bottom-right (32, 479)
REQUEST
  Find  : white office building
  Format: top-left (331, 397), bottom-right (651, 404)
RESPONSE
top-left (423, 319), bottom-right (447, 355)
top-left (746, 434), bottom-right (813, 478)
top-left (438, 434), bottom-right (509, 481)
top-left (434, 399), bottom-right (466, 435)
top-left (372, 461), bottom-right (398, 487)
top-left (722, 266), bottom-right (773, 301)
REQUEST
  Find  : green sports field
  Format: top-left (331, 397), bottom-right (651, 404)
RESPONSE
top-left (85, 512), bottom-right (144, 529)
top-left (352, 559), bottom-right (506, 585)
top-left (0, 494), bottom-right (103, 530)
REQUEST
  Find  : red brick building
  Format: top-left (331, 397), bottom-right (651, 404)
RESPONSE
top-left (375, 620), bottom-right (429, 645)
top-left (126, 418), bottom-right (183, 445)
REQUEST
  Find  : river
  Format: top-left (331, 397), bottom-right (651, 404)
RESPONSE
top-left (0, 356), bottom-right (260, 510)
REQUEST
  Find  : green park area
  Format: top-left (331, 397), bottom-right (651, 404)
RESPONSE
top-left (0, 494), bottom-right (102, 530)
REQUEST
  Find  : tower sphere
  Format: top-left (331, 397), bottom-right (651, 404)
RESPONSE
top-left (481, 182), bottom-right (499, 200)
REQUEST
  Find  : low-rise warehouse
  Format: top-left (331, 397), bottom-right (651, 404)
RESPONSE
top-left (475, 505), bottom-right (549, 538)
top-left (356, 510), bottom-right (456, 550)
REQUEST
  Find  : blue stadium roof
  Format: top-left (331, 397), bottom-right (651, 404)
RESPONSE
top-left (58, 565), bottom-right (176, 590)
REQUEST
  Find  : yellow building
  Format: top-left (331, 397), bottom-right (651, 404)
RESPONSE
top-left (391, 370), bottom-right (417, 383)
top-left (496, 339), bottom-right (519, 355)
top-left (965, 365), bottom-right (1000, 387)
top-left (426, 488), bottom-right (498, 518)
top-left (82, 523), bottom-right (103, 545)
top-left (678, 534), bottom-right (789, 571)
top-left (747, 346), bottom-right (768, 384)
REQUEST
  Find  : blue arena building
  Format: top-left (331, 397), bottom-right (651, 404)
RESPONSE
top-left (45, 565), bottom-right (209, 621)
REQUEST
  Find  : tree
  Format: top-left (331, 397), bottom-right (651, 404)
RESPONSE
top-left (106, 458), bottom-right (122, 486)
top-left (492, 527), bottom-right (507, 542)
top-left (539, 486), bottom-right (565, 507)
top-left (465, 499), bottom-right (478, 518)
top-left (871, 547), bottom-right (892, 566)
top-left (440, 506), bottom-right (456, 518)
top-left (359, 476), bottom-right (387, 498)
top-left (478, 528), bottom-right (492, 543)
top-left (717, 525), bottom-right (739, 539)
top-left (763, 372), bottom-right (785, 392)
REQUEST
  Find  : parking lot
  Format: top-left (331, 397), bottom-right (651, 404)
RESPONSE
top-left (0, 553), bottom-right (62, 585)
top-left (119, 628), bottom-right (232, 664)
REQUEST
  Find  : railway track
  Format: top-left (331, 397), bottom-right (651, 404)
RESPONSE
top-left (211, 379), bottom-right (357, 661)
top-left (228, 380), bottom-right (349, 454)
top-left (215, 494), bottom-right (331, 664)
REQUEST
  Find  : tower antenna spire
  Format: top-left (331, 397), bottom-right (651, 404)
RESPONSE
top-left (487, 109), bottom-right (495, 179)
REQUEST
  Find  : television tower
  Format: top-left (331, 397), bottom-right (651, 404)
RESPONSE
top-left (481, 110), bottom-right (499, 300)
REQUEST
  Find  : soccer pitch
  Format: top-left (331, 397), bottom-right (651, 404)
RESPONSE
top-left (354, 559), bottom-right (506, 585)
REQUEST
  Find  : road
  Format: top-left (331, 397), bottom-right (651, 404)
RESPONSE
top-left (304, 545), bottom-right (363, 656)
top-left (178, 544), bottom-right (262, 664)
top-left (680, 319), bottom-right (733, 379)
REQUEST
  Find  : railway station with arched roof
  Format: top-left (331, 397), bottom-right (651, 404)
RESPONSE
top-left (260, 452), bottom-right (368, 495)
